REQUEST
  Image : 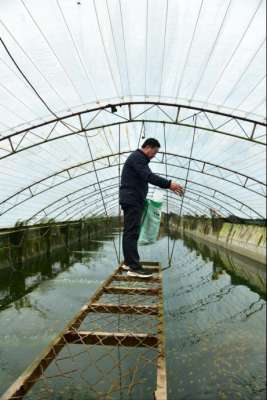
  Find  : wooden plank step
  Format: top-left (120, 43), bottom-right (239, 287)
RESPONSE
top-left (64, 331), bottom-right (158, 347)
top-left (87, 303), bottom-right (159, 315)
top-left (118, 264), bottom-right (160, 272)
top-left (104, 286), bottom-right (159, 296)
top-left (141, 261), bottom-right (160, 266)
top-left (113, 274), bottom-right (160, 283)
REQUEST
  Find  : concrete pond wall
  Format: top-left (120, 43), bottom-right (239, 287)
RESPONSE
top-left (166, 216), bottom-right (266, 265)
top-left (0, 217), bottom-right (120, 269)
top-left (181, 231), bottom-right (266, 298)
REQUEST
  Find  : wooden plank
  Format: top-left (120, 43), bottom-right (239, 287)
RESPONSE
top-left (119, 265), bottom-right (160, 273)
top-left (87, 303), bottom-right (159, 315)
top-left (64, 331), bottom-right (158, 347)
top-left (141, 261), bottom-right (160, 266)
top-left (113, 274), bottom-right (160, 283)
top-left (154, 268), bottom-right (167, 400)
top-left (104, 286), bottom-right (159, 295)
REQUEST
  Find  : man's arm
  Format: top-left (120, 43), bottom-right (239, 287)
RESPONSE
top-left (148, 171), bottom-right (171, 188)
top-left (131, 159), bottom-right (171, 189)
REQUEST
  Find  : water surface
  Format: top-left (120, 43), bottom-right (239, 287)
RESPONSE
top-left (0, 228), bottom-right (265, 399)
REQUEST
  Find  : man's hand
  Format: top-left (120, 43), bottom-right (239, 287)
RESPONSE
top-left (169, 181), bottom-right (184, 196)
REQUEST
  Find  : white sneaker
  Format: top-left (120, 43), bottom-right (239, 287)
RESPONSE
top-left (121, 264), bottom-right (130, 271)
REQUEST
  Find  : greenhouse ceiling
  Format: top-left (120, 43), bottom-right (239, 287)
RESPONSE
top-left (0, 0), bottom-right (266, 228)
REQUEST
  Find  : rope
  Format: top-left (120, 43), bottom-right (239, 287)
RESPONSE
top-left (162, 114), bottom-right (198, 271)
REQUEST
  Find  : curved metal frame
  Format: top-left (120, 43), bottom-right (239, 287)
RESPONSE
top-left (26, 171), bottom-right (262, 226)
top-left (87, 198), bottom-right (197, 220)
top-left (0, 151), bottom-right (265, 218)
top-left (49, 186), bottom-right (208, 220)
top-left (40, 179), bottom-right (251, 221)
top-left (50, 187), bottom-right (213, 221)
top-left (81, 194), bottom-right (225, 220)
top-left (63, 185), bottom-right (250, 222)
top-left (0, 103), bottom-right (265, 158)
top-left (0, 102), bottom-right (265, 223)
top-left (55, 189), bottom-right (203, 222)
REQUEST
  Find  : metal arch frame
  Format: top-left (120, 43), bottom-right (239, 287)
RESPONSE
top-left (25, 176), bottom-right (220, 223)
top-left (85, 200), bottom-right (197, 220)
top-left (46, 186), bottom-right (213, 222)
top-left (27, 183), bottom-right (210, 224)
top-left (26, 172), bottom-right (263, 224)
top-left (49, 186), bottom-right (207, 220)
top-left (91, 200), bottom-right (189, 220)
top-left (61, 184), bottom-right (248, 222)
top-left (1, 151), bottom-right (265, 218)
top-left (58, 180), bottom-right (260, 220)
top-left (82, 192), bottom-right (224, 220)
top-left (26, 172), bottom-right (261, 226)
top-left (0, 103), bottom-right (265, 157)
top-left (71, 196), bottom-right (198, 221)
top-left (38, 179), bottom-right (250, 222)
top-left (59, 190), bottom-right (202, 222)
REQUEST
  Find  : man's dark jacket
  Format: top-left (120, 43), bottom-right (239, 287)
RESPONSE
top-left (119, 149), bottom-right (171, 207)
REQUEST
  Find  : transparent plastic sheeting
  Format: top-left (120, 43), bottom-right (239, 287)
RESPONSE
top-left (0, 0), bottom-right (266, 227)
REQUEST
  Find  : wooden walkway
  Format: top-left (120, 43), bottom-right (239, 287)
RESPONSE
top-left (1, 261), bottom-right (167, 400)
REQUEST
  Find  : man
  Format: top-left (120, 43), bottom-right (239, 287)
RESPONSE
top-left (119, 138), bottom-right (184, 278)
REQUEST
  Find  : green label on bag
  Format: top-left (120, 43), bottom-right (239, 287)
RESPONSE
top-left (138, 198), bottom-right (163, 245)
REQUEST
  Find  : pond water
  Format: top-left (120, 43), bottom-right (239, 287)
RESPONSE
top-left (0, 228), bottom-right (266, 399)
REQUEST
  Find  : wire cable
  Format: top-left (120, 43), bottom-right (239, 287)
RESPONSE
top-left (56, 0), bottom-right (98, 101)
top-left (84, 132), bottom-right (120, 263)
top-left (118, 0), bottom-right (131, 96)
top-left (159, 0), bottom-right (169, 98)
top-left (163, 123), bottom-right (170, 264)
top-left (92, 0), bottom-right (120, 98)
top-left (190, 0), bottom-right (232, 101)
top-left (175, 0), bottom-right (204, 100)
top-left (20, 0), bottom-right (84, 104)
top-left (203, 0), bottom-right (264, 106)
top-left (162, 114), bottom-right (198, 271)
top-left (118, 124), bottom-right (122, 263)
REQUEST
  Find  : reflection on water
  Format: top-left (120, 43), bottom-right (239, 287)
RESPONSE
top-left (175, 231), bottom-right (266, 300)
top-left (0, 234), bottom-right (106, 311)
top-left (155, 230), bottom-right (266, 400)
top-left (0, 227), bottom-right (266, 399)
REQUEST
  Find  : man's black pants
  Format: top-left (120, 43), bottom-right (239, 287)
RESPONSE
top-left (121, 203), bottom-right (143, 269)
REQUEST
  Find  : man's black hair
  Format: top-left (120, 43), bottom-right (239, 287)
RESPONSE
top-left (141, 138), bottom-right (161, 148)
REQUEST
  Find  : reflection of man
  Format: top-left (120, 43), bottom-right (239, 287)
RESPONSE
top-left (119, 138), bottom-right (184, 278)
